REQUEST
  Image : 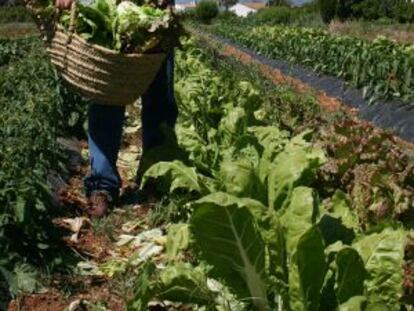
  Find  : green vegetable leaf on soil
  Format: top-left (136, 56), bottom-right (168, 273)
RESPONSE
top-left (141, 160), bottom-right (201, 193)
top-left (191, 193), bottom-right (268, 310)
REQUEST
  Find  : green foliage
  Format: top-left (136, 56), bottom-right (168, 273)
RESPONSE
top-left (127, 39), bottom-right (413, 311)
top-left (218, 0), bottom-right (237, 11)
top-left (335, 0), bottom-right (352, 21)
top-left (251, 6), bottom-right (296, 25)
top-left (0, 263), bottom-right (42, 297)
top-left (0, 6), bottom-right (32, 23)
top-left (141, 160), bottom-right (203, 194)
top-left (0, 37), bottom-right (86, 293)
top-left (267, 135), bottom-right (325, 210)
top-left (295, 226), bottom-right (327, 311)
top-left (319, 0), bottom-right (336, 23)
top-left (334, 0), bottom-right (414, 22)
top-left (128, 262), bottom-right (219, 311)
top-left (335, 247), bottom-right (366, 303)
top-left (28, 0), bottom-right (183, 53)
top-left (203, 20), bottom-right (414, 104)
top-left (191, 193), bottom-right (268, 309)
top-left (392, 0), bottom-right (414, 23)
top-left (166, 223), bottom-right (190, 261)
top-left (216, 10), bottom-right (237, 21)
top-left (354, 228), bottom-right (406, 306)
top-left (194, 0), bottom-right (219, 23)
top-left (349, 0), bottom-right (389, 20)
top-left (280, 187), bottom-right (318, 255)
top-left (0, 36), bottom-right (40, 66)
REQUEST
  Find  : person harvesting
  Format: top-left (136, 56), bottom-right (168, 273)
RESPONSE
top-left (53, 0), bottom-right (180, 217)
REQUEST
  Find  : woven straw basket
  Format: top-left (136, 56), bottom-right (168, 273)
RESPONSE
top-left (46, 2), bottom-right (166, 106)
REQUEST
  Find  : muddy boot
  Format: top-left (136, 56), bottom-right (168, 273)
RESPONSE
top-left (87, 191), bottom-right (112, 218)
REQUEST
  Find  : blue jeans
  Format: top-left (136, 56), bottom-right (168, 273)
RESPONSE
top-left (84, 53), bottom-right (178, 199)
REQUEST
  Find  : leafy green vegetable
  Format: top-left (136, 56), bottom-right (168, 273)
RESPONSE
top-left (335, 247), bottom-right (366, 303)
top-left (338, 296), bottom-right (367, 311)
top-left (115, 2), bottom-right (170, 52)
top-left (166, 223), bottom-right (191, 261)
top-left (28, 0), bottom-right (183, 53)
top-left (295, 226), bottom-right (327, 311)
top-left (267, 133), bottom-right (325, 210)
top-left (280, 187), bottom-right (318, 255)
top-left (191, 193), bottom-right (268, 310)
top-left (200, 20), bottom-right (414, 104)
top-left (328, 190), bottom-right (359, 231)
top-left (141, 160), bottom-right (202, 194)
top-left (219, 158), bottom-right (260, 200)
top-left (0, 263), bottom-right (42, 297)
top-left (157, 263), bottom-right (214, 305)
top-left (354, 228), bottom-right (406, 306)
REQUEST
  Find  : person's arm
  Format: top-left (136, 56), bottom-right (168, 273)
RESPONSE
top-left (55, 0), bottom-right (73, 10)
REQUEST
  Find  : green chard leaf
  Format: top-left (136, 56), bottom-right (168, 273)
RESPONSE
top-left (294, 226), bottom-right (327, 311)
top-left (335, 247), bottom-right (366, 303)
top-left (354, 228), bottom-right (406, 307)
top-left (191, 193), bottom-right (268, 310)
top-left (267, 135), bottom-right (325, 210)
top-left (140, 160), bottom-right (201, 193)
top-left (157, 263), bottom-right (214, 306)
top-left (338, 296), bottom-right (367, 311)
top-left (280, 187), bottom-right (319, 311)
top-left (280, 187), bottom-right (318, 255)
top-left (166, 223), bottom-right (191, 261)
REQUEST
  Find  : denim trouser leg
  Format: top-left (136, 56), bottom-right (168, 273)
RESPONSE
top-left (84, 104), bottom-right (126, 198)
top-left (84, 53), bottom-right (177, 198)
top-left (141, 52), bottom-right (178, 150)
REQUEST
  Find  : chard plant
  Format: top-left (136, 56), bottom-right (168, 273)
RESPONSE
top-left (128, 42), bottom-right (408, 311)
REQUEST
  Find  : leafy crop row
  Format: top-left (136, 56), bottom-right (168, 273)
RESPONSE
top-left (0, 37), bottom-right (86, 295)
top-left (196, 21), bottom-right (414, 105)
top-left (0, 37), bottom-right (40, 67)
top-left (122, 40), bottom-right (414, 311)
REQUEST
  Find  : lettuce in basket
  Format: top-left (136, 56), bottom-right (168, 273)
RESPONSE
top-left (59, 0), bottom-right (117, 48)
top-left (115, 1), bottom-right (174, 52)
top-left (28, 0), bottom-right (183, 53)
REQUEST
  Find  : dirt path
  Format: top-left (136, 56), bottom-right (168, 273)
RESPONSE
top-left (5, 119), bottom-right (156, 310)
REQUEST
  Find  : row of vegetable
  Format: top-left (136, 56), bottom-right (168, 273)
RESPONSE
top-left (115, 39), bottom-right (414, 310)
top-left (0, 36), bottom-right (87, 295)
top-left (1, 26), bottom-right (413, 311)
top-left (193, 20), bottom-right (414, 105)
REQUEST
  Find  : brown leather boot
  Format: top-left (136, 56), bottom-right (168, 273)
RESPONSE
top-left (87, 191), bottom-right (112, 218)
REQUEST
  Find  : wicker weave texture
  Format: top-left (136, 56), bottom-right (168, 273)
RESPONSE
top-left (47, 27), bottom-right (166, 106)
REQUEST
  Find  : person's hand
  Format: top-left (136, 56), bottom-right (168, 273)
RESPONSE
top-left (55, 0), bottom-right (74, 10)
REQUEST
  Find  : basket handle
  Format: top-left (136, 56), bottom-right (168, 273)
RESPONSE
top-left (68, 1), bottom-right (77, 37)
top-left (53, 1), bottom-right (77, 37)
top-left (60, 1), bottom-right (77, 70)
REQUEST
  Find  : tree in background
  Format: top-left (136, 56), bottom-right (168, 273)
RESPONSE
top-left (219, 0), bottom-right (237, 11)
top-left (336, 0), bottom-right (352, 21)
top-left (334, 0), bottom-right (414, 23)
top-left (391, 0), bottom-right (414, 22)
top-left (319, 0), bottom-right (336, 23)
top-left (195, 0), bottom-right (219, 22)
top-left (268, 0), bottom-right (290, 6)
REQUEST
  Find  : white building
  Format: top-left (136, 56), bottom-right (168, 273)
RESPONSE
top-left (175, 1), bottom-right (196, 11)
top-left (229, 2), bottom-right (266, 17)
